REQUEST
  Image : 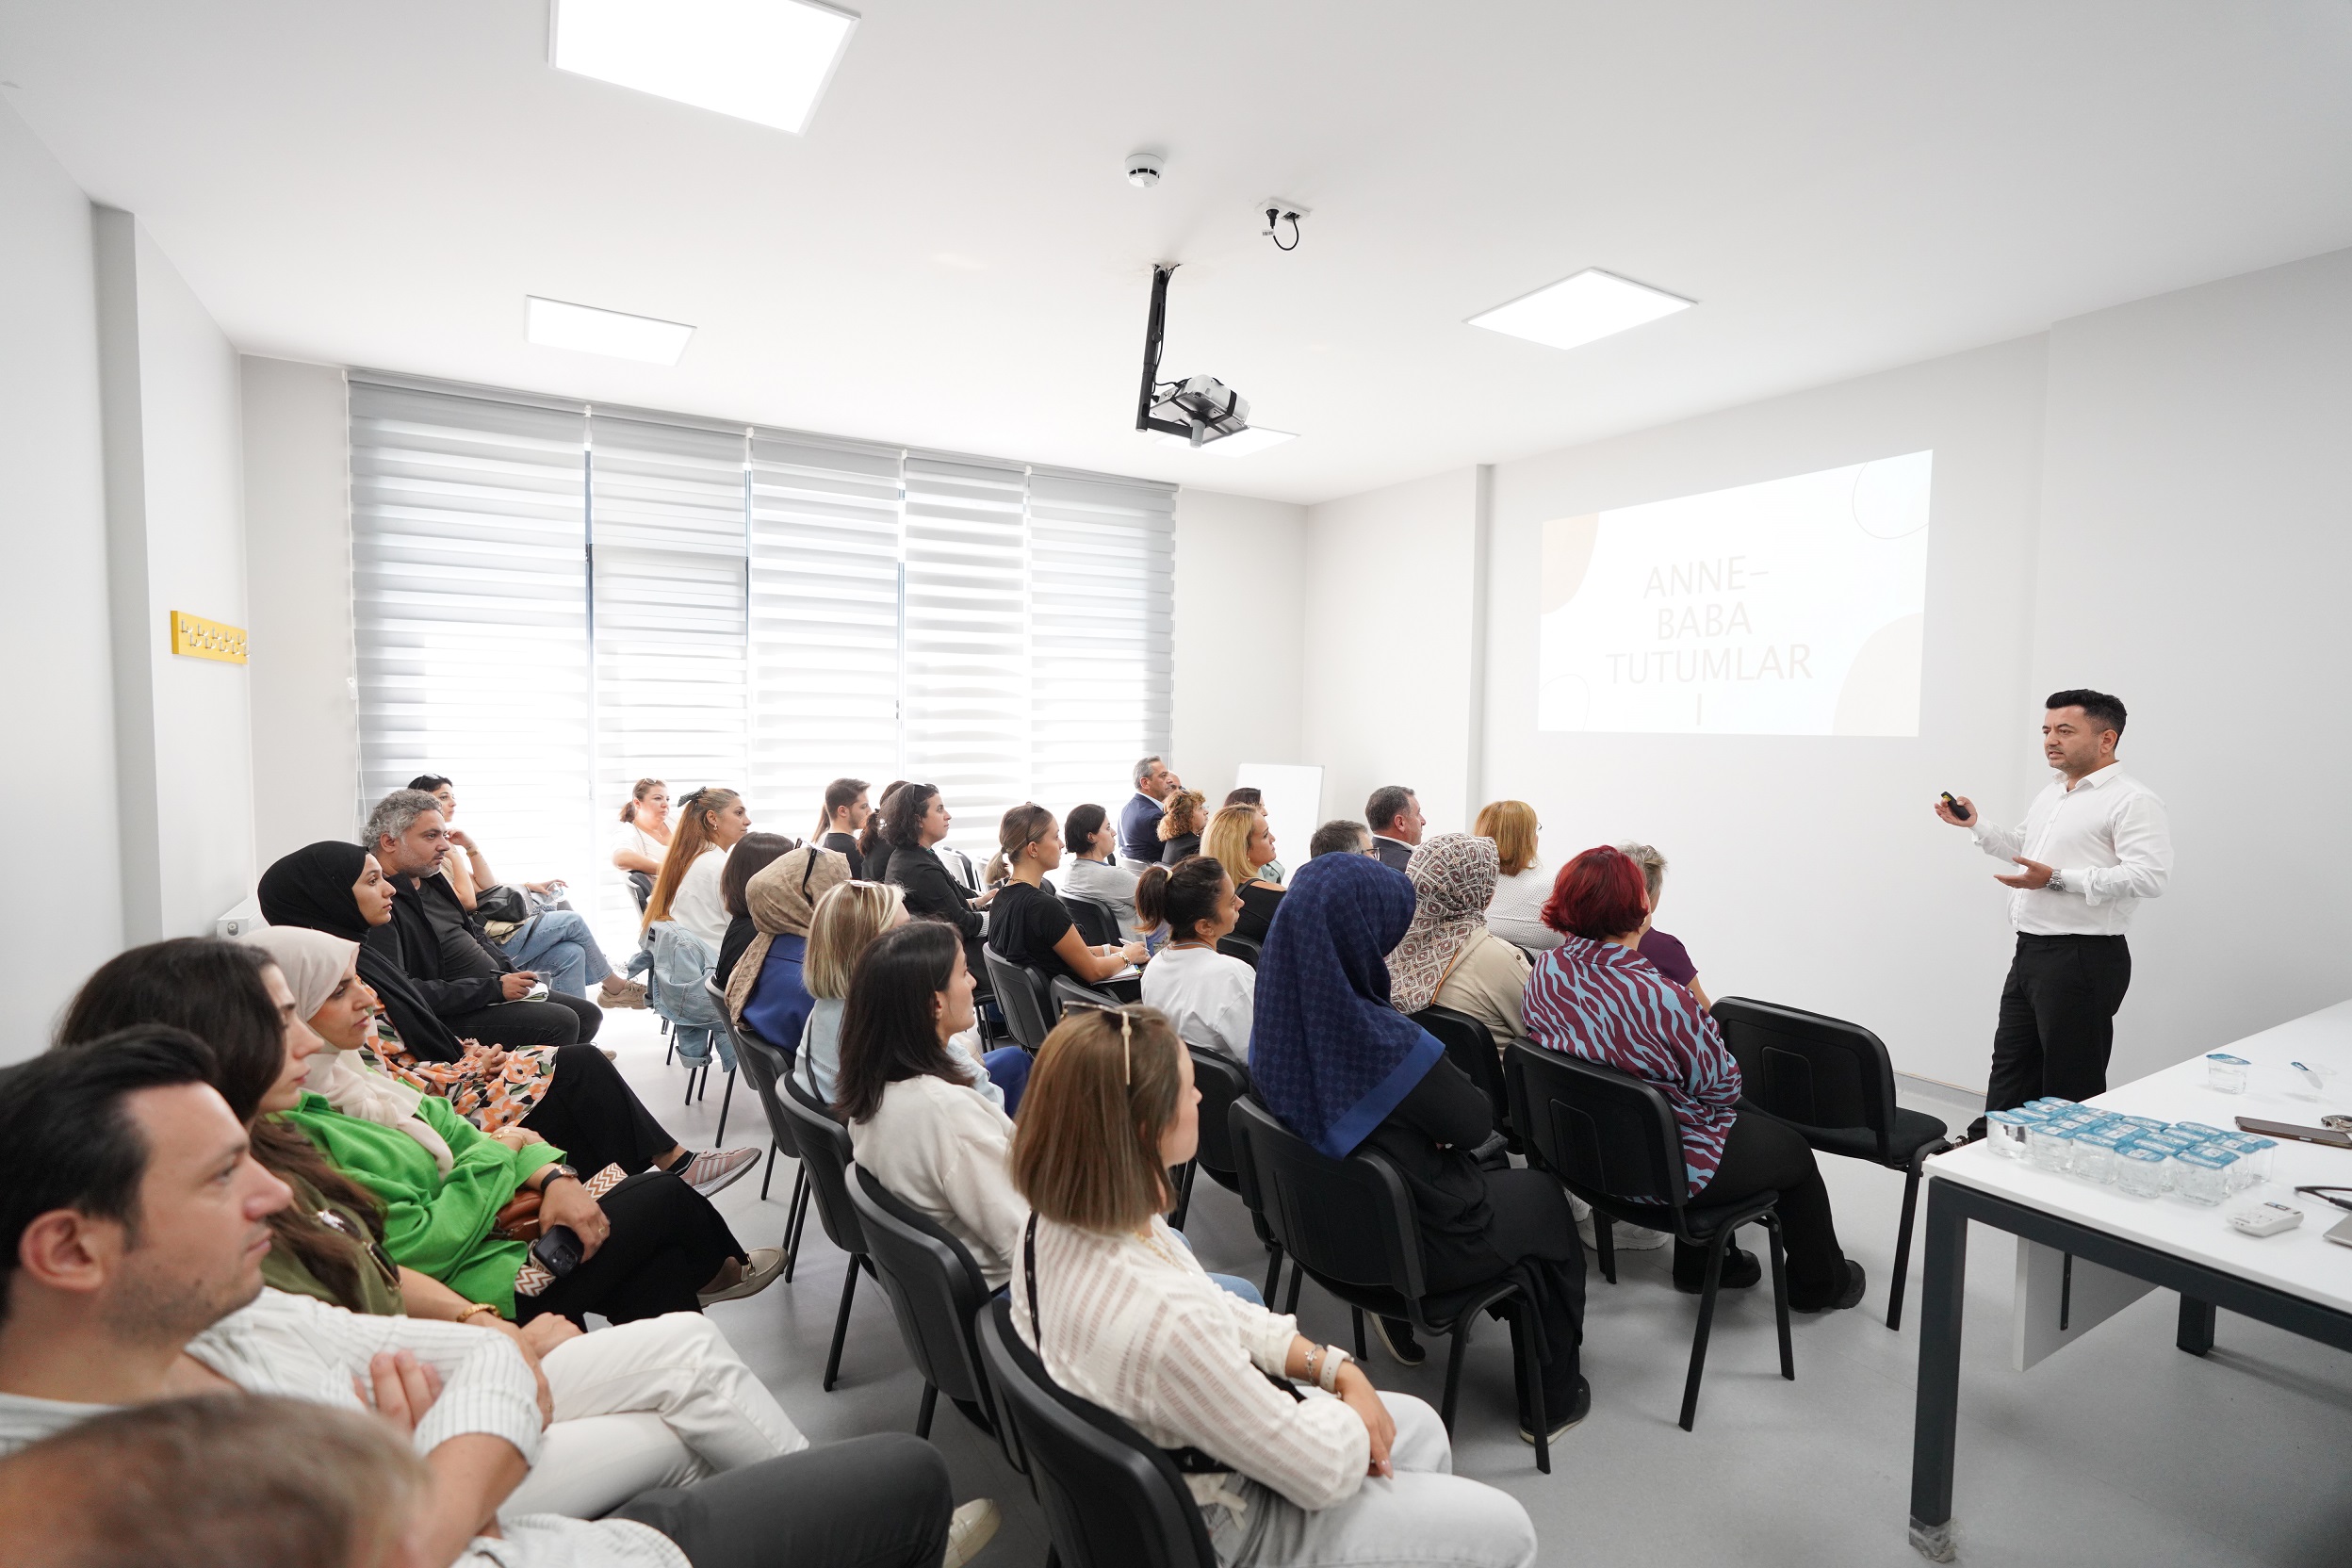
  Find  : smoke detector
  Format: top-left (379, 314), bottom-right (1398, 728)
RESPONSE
top-left (1124, 150), bottom-right (1164, 188)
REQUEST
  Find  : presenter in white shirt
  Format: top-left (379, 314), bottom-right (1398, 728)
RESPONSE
top-left (1936, 689), bottom-right (2172, 1127)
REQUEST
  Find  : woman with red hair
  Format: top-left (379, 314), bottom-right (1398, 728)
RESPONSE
top-left (1521, 847), bottom-right (1864, 1313)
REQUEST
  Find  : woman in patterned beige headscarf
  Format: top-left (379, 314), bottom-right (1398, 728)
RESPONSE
top-left (728, 843), bottom-right (853, 1041)
top-left (1384, 832), bottom-right (1531, 1047)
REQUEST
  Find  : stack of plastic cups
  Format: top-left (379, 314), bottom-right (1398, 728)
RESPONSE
top-left (2071, 1125), bottom-right (2132, 1184)
top-left (2171, 1146), bottom-right (2237, 1205)
top-left (2216, 1134), bottom-right (2277, 1190)
top-left (2026, 1120), bottom-right (2078, 1175)
top-left (1984, 1109), bottom-right (2034, 1160)
top-left (2115, 1145), bottom-right (2170, 1198)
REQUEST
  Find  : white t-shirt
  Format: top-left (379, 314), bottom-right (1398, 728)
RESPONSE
top-left (1485, 864), bottom-right (1562, 952)
top-left (614, 821), bottom-right (670, 864)
top-left (667, 846), bottom-right (731, 950)
top-left (848, 1074), bottom-right (1028, 1289)
top-left (1139, 942), bottom-right (1257, 1061)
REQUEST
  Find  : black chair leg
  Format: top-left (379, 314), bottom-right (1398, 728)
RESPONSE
top-left (782, 1169), bottom-right (811, 1281)
top-left (1511, 1300), bottom-right (1549, 1475)
top-left (1170, 1160), bottom-right (1197, 1231)
top-left (916, 1381), bottom-right (939, 1439)
top-left (823, 1256), bottom-right (860, 1392)
top-left (1263, 1245), bottom-right (1285, 1302)
top-left (713, 1070), bottom-right (735, 1145)
top-left (1282, 1265), bottom-right (1304, 1316)
top-left (1594, 1213), bottom-right (1618, 1285)
top-left (760, 1141), bottom-right (777, 1200)
top-left (1439, 1317), bottom-right (1475, 1432)
top-left (1887, 1152), bottom-right (1935, 1331)
top-left (1351, 1307), bottom-right (1366, 1362)
top-left (1678, 1228), bottom-right (1731, 1431)
top-left (1765, 1213), bottom-right (1793, 1380)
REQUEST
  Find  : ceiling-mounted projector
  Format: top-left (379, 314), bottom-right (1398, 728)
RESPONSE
top-left (1135, 264), bottom-right (1252, 449)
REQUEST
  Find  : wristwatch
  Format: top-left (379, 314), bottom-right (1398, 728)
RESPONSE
top-left (537, 1162), bottom-right (581, 1189)
top-left (2046, 869), bottom-right (2069, 893)
top-left (1317, 1345), bottom-right (1354, 1394)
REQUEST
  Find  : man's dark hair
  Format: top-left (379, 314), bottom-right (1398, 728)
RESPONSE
top-left (1222, 787), bottom-right (1262, 808)
top-left (1364, 786), bottom-right (1415, 835)
top-left (406, 775), bottom-right (451, 793)
top-left (818, 776), bottom-right (869, 837)
top-left (833, 920), bottom-right (967, 1123)
top-left (2046, 689), bottom-right (2127, 740)
top-left (0, 1029), bottom-right (217, 1321)
top-left (1310, 819), bottom-right (1372, 858)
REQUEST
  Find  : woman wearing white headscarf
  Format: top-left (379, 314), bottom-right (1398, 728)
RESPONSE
top-left (1386, 833), bottom-right (1532, 1049)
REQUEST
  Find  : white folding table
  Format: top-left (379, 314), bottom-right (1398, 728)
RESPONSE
top-left (1907, 1001), bottom-right (2352, 1560)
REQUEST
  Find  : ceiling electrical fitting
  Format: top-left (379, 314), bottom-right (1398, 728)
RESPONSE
top-left (526, 295), bottom-right (696, 363)
top-left (549, 0), bottom-right (859, 136)
top-left (1467, 267), bottom-right (1693, 351)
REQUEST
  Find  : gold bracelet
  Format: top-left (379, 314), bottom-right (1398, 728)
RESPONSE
top-left (456, 1302), bottom-right (500, 1325)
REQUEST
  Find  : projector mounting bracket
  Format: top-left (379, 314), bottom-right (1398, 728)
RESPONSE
top-left (1135, 263), bottom-right (1195, 440)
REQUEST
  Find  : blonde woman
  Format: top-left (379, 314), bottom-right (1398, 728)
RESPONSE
top-left (1009, 1005), bottom-right (1538, 1566)
top-left (792, 879), bottom-right (905, 1104)
top-left (1156, 788), bottom-right (1207, 864)
top-left (1475, 800), bottom-right (1560, 953)
top-left (1618, 841), bottom-right (1711, 1010)
top-left (1202, 804), bottom-right (1285, 942)
top-left (644, 787), bottom-right (752, 948)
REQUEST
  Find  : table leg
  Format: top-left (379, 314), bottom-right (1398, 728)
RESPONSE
top-left (2176, 1295), bottom-right (2216, 1356)
top-left (1908, 1181), bottom-right (1968, 1562)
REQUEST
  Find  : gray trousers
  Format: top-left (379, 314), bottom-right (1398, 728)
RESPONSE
top-left (613, 1431), bottom-right (951, 1568)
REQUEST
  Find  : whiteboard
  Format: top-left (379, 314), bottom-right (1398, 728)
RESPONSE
top-left (1232, 763), bottom-right (1324, 881)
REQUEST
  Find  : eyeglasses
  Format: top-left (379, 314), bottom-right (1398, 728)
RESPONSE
top-left (1059, 998), bottom-right (1143, 1083)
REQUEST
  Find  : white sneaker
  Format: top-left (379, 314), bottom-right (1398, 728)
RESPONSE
top-left (942, 1498), bottom-right (1000, 1568)
top-left (1579, 1217), bottom-right (1672, 1250)
top-left (675, 1147), bottom-right (761, 1199)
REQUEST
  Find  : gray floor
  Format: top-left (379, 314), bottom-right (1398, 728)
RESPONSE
top-left (601, 1010), bottom-right (2352, 1567)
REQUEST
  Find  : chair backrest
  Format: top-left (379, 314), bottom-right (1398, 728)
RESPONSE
top-left (627, 870), bottom-right (654, 912)
top-left (1061, 893), bottom-right (1119, 948)
top-left (1216, 932), bottom-right (1262, 968)
top-left (1049, 974), bottom-right (1121, 1018)
top-left (1410, 1004), bottom-right (1510, 1130)
top-left (973, 1298), bottom-right (1217, 1568)
top-left (1711, 996), bottom-right (1898, 1160)
top-left (1505, 1040), bottom-right (1691, 1224)
top-left (778, 1075), bottom-right (866, 1256)
top-left (984, 948), bottom-right (1054, 1051)
top-left (716, 992), bottom-right (800, 1162)
top-left (849, 1165), bottom-right (996, 1423)
top-left (1228, 1099), bottom-right (1423, 1305)
top-left (1186, 1044), bottom-right (1252, 1190)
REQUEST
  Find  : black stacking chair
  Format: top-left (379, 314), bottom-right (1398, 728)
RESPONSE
top-left (1506, 1040), bottom-right (1791, 1430)
top-left (1050, 973), bottom-right (1133, 1015)
top-left (974, 1298), bottom-right (1217, 1568)
top-left (721, 1019), bottom-right (812, 1278)
top-left (1216, 932), bottom-right (1262, 968)
top-left (983, 950), bottom-right (1054, 1050)
top-left (1168, 1044), bottom-right (1253, 1234)
top-left (1227, 1099), bottom-right (1552, 1472)
top-left (849, 1165), bottom-right (1003, 1449)
top-left (1061, 891), bottom-right (1122, 948)
top-left (1710, 996), bottom-right (1952, 1331)
top-left (1410, 1004), bottom-right (1514, 1144)
top-left (777, 1076), bottom-right (874, 1391)
top-left (697, 977), bottom-right (752, 1144)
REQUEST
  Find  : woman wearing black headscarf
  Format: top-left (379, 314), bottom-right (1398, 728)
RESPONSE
top-left (259, 841), bottom-right (759, 1198)
top-left (1251, 851), bottom-right (1589, 1445)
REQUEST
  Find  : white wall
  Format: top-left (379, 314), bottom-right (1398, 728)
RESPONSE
top-left (2029, 248), bottom-right (2352, 1082)
top-left (242, 356), bottom-right (358, 866)
top-left (1301, 466), bottom-right (1486, 835)
top-left (1171, 488), bottom-right (1308, 799)
top-left (92, 208), bottom-right (253, 943)
top-left (1483, 339), bottom-right (2050, 1089)
top-left (0, 103), bottom-right (120, 1058)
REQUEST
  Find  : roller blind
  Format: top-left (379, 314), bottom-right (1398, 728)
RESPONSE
top-left (747, 433), bottom-right (906, 841)
top-left (349, 380), bottom-right (595, 897)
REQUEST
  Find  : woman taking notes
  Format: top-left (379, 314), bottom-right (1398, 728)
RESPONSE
top-left (1008, 1004), bottom-right (1537, 1568)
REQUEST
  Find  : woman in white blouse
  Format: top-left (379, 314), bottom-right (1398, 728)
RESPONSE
top-left (644, 787), bottom-right (752, 951)
top-left (1135, 858), bottom-right (1255, 1060)
top-left (840, 919), bottom-right (1028, 1289)
top-left (612, 776), bottom-right (674, 875)
top-left (1007, 1005), bottom-right (1537, 1568)
top-left (1475, 799), bottom-right (1560, 953)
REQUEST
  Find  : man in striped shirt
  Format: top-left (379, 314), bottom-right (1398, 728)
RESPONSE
top-left (1523, 847), bottom-right (1865, 1312)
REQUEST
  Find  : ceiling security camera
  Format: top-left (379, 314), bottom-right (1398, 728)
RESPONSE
top-left (1124, 150), bottom-right (1164, 188)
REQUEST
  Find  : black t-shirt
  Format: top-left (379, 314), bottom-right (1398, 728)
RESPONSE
top-left (986, 879), bottom-right (1082, 984)
top-left (1234, 882), bottom-right (1284, 942)
top-left (821, 831), bottom-right (865, 879)
top-left (416, 876), bottom-right (503, 982)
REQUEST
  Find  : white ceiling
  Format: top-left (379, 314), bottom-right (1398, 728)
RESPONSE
top-left (6, 2), bottom-right (2352, 504)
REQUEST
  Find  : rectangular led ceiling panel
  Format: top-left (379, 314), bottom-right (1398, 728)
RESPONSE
top-left (526, 296), bottom-right (696, 364)
top-left (1468, 268), bottom-right (1692, 352)
top-left (551, 0), bottom-right (858, 136)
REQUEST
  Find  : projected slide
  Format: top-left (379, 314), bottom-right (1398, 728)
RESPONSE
top-left (1537, 450), bottom-right (1931, 736)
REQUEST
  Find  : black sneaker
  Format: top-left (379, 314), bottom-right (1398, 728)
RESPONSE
top-left (1370, 1315), bottom-right (1426, 1366)
top-left (1672, 1245), bottom-right (1762, 1295)
top-left (1520, 1376), bottom-right (1592, 1445)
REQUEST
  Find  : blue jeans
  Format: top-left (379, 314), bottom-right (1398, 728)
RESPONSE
top-left (502, 909), bottom-right (617, 998)
top-left (1168, 1227), bottom-right (1265, 1306)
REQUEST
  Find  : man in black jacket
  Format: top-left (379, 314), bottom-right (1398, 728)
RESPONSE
top-left (364, 789), bottom-right (602, 1047)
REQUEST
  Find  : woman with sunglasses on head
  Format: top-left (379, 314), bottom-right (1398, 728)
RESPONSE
top-left (1009, 1004), bottom-right (1538, 1568)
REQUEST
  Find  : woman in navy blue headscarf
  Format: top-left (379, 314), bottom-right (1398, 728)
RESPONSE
top-left (1252, 850), bottom-right (1590, 1442)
